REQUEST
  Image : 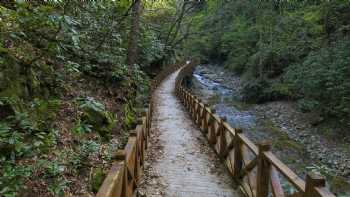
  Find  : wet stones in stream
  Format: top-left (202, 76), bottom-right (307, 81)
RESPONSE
top-left (190, 64), bottom-right (350, 195)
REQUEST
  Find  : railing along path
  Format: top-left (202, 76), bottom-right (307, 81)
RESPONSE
top-left (174, 62), bottom-right (336, 197)
top-left (96, 62), bottom-right (184, 197)
top-left (96, 61), bottom-right (336, 197)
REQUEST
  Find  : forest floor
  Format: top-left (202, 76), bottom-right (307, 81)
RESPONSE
top-left (190, 64), bottom-right (350, 196)
top-left (23, 74), bottom-right (130, 196)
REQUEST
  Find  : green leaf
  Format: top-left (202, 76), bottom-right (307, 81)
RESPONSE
top-left (0, 123), bottom-right (11, 134)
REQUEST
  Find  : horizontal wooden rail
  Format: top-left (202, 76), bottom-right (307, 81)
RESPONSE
top-left (96, 61), bottom-right (186, 197)
top-left (175, 62), bottom-right (336, 197)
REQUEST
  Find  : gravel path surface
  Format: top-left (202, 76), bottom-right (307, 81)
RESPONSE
top-left (138, 70), bottom-right (241, 197)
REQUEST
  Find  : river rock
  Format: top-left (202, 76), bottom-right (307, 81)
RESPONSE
top-left (192, 64), bottom-right (350, 184)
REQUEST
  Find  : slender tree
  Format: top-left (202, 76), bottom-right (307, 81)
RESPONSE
top-left (127, 0), bottom-right (142, 70)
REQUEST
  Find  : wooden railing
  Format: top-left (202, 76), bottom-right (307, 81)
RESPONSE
top-left (96, 62), bottom-right (185, 197)
top-left (175, 62), bottom-right (336, 197)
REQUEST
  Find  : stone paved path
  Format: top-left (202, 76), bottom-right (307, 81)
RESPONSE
top-left (138, 70), bottom-right (241, 197)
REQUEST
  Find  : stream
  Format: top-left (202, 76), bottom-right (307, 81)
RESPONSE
top-left (188, 64), bottom-right (350, 196)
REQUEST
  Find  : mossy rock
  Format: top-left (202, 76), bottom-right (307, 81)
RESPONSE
top-left (0, 52), bottom-right (57, 102)
top-left (80, 100), bottom-right (116, 139)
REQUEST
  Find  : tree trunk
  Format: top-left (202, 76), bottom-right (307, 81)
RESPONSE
top-left (126, 0), bottom-right (141, 71)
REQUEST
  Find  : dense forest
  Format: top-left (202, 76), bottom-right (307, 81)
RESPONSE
top-left (0, 0), bottom-right (349, 196)
top-left (0, 1), bottom-right (178, 196)
top-left (186, 0), bottom-right (350, 128)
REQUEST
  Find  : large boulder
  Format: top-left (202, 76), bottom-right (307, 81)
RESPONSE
top-left (79, 97), bottom-right (116, 139)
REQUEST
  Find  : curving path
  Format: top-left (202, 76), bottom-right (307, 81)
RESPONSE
top-left (138, 70), bottom-right (242, 197)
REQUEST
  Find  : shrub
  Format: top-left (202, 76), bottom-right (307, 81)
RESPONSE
top-left (0, 111), bottom-right (58, 159)
top-left (123, 101), bottom-right (136, 130)
top-left (0, 161), bottom-right (32, 197)
top-left (75, 97), bottom-right (117, 139)
top-left (241, 79), bottom-right (270, 103)
top-left (90, 168), bottom-right (105, 193)
top-left (284, 38), bottom-right (350, 125)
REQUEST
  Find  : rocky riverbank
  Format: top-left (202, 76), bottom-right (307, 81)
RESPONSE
top-left (190, 64), bottom-right (350, 196)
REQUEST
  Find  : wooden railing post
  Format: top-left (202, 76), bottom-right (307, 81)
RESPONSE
top-left (142, 117), bottom-right (148, 150)
top-left (129, 131), bottom-right (141, 187)
top-left (195, 99), bottom-right (202, 125)
top-left (181, 88), bottom-right (183, 101)
top-left (218, 116), bottom-right (228, 158)
top-left (147, 108), bottom-right (152, 137)
top-left (304, 173), bottom-right (326, 197)
top-left (191, 96), bottom-right (197, 120)
top-left (186, 91), bottom-right (190, 107)
top-left (182, 89), bottom-right (186, 103)
top-left (118, 150), bottom-right (127, 197)
top-left (257, 140), bottom-right (272, 197)
top-left (188, 94), bottom-right (192, 112)
top-left (181, 88), bottom-right (185, 102)
top-left (233, 128), bottom-right (243, 179)
top-left (97, 62), bottom-right (194, 197)
top-left (207, 108), bottom-right (217, 144)
top-left (192, 97), bottom-right (197, 121)
top-left (97, 150), bottom-right (126, 197)
top-left (135, 124), bottom-right (143, 181)
top-left (187, 92), bottom-right (191, 110)
top-left (183, 90), bottom-right (186, 105)
top-left (189, 95), bottom-right (193, 113)
top-left (202, 104), bottom-right (209, 133)
top-left (198, 103), bottom-right (205, 130)
top-left (172, 62), bottom-right (336, 197)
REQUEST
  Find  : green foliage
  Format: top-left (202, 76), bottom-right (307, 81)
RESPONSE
top-left (38, 159), bottom-right (65, 178)
top-left (77, 96), bottom-right (105, 113)
top-left (0, 122), bottom-right (27, 158)
top-left (102, 142), bottom-right (119, 161)
top-left (0, 160), bottom-right (32, 197)
top-left (72, 119), bottom-right (93, 135)
top-left (0, 110), bottom-right (58, 159)
top-left (0, 0), bottom-right (171, 195)
top-left (30, 99), bottom-right (61, 129)
top-left (139, 30), bottom-right (165, 65)
top-left (111, 65), bottom-right (129, 83)
top-left (187, 0), bottom-right (350, 128)
top-left (75, 97), bottom-right (116, 139)
top-left (64, 61), bottom-right (81, 75)
top-left (59, 140), bottom-right (100, 174)
top-left (284, 39), bottom-right (350, 125)
top-left (0, 99), bottom-right (59, 196)
top-left (91, 168), bottom-right (105, 193)
top-left (241, 79), bottom-right (269, 103)
top-left (123, 101), bottom-right (136, 130)
top-left (37, 159), bottom-right (67, 196)
top-left (48, 179), bottom-right (67, 197)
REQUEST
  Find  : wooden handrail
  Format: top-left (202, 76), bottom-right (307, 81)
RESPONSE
top-left (96, 61), bottom-right (185, 197)
top-left (264, 151), bottom-right (305, 192)
top-left (175, 62), bottom-right (336, 197)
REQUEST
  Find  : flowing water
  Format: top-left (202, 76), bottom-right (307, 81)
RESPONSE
top-left (189, 65), bottom-right (350, 196)
top-left (191, 68), bottom-right (273, 143)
